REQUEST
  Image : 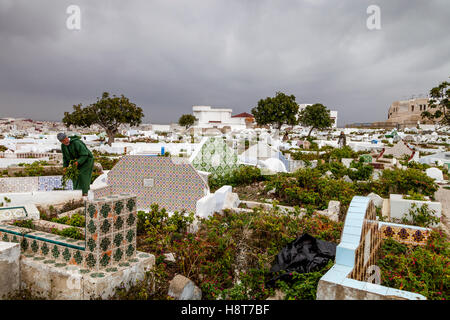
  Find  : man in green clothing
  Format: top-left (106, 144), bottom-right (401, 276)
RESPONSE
top-left (58, 133), bottom-right (94, 196)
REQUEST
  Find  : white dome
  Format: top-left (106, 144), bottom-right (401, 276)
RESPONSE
top-left (261, 158), bottom-right (287, 173)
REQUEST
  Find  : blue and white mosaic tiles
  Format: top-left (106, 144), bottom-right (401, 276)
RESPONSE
top-left (38, 176), bottom-right (73, 191)
top-left (0, 193), bottom-right (138, 271)
top-left (0, 176), bottom-right (73, 193)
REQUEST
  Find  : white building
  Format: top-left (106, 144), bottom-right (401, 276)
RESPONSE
top-left (298, 104), bottom-right (338, 128)
top-left (192, 106), bottom-right (254, 130)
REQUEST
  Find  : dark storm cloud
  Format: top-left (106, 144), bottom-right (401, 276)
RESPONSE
top-left (0, 0), bottom-right (449, 126)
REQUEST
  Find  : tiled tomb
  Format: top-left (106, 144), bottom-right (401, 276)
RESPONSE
top-left (189, 137), bottom-right (242, 178)
top-left (0, 176), bottom-right (72, 193)
top-left (0, 194), bottom-right (137, 270)
top-left (0, 177), bottom-right (39, 193)
top-left (316, 196), bottom-right (427, 300)
top-left (92, 156), bottom-right (209, 213)
top-left (38, 175), bottom-right (73, 191)
top-left (0, 193), bottom-right (155, 299)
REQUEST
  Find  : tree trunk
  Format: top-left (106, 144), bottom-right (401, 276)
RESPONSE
top-left (307, 127), bottom-right (315, 138)
top-left (106, 130), bottom-right (115, 146)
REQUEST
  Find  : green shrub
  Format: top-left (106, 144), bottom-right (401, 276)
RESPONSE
top-left (13, 219), bottom-right (35, 229)
top-left (407, 161), bottom-right (430, 170)
top-left (134, 204), bottom-right (342, 300)
top-left (348, 160), bottom-right (373, 181)
top-left (208, 166), bottom-right (264, 191)
top-left (377, 232), bottom-right (449, 300)
top-left (51, 213), bottom-right (85, 227)
top-left (276, 260), bottom-right (333, 300)
top-left (403, 191), bottom-right (427, 201)
top-left (401, 203), bottom-right (440, 227)
top-left (266, 168), bottom-right (356, 212)
top-left (94, 156), bottom-right (119, 170)
top-left (54, 227), bottom-right (84, 240)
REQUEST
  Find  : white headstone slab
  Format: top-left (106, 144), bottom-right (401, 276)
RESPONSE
top-left (143, 178), bottom-right (154, 187)
top-left (425, 167), bottom-right (443, 181)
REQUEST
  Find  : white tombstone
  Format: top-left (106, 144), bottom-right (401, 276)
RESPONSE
top-left (195, 194), bottom-right (216, 219)
top-left (261, 158), bottom-right (287, 173)
top-left (214, 185), bottom-right (232, 211)
top-left (222, 192), bottom-right (240, 210)
top-left (425, 167), bottom-right (444, 182)
top-left (341, 158), bottom-right (353, 168)
top-left (367, 192), bottom-right (383, 208)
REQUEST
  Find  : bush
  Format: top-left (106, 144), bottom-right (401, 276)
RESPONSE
top-left (51, 213), bottom-right (85, 227)
top-left (322, 146), bottom-right (358, 162)
top-left (379, 168), bottom-right (438, 198)
top-left (266, 168), bottom-right (356, 212)
top-left (348, 160), bottom-right (373, 181)
top-left (377, 232), bottom-right (449, 300)
top-left (407, 161), bottom-right (430, 170)
top-left (54, 227), bottom-right (84, 240)
top-left (135, 205), bottom-right (342, 300)
top-left (208, 166), bottom-right (264, 191)
top-left (13, 219), bottom-right (35, 229)
top-left (95, 156), bottom-right (119, 170)
top-left (276, 260), bottom-right (334, 300)
top-left (401, 203), bottom-right (440, 227)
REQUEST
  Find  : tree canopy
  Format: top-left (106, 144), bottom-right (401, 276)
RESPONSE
top-left (421, 78), bottom-right (450, 125)
top-left (251, 92), bottom-right (299, 129)
top-left (62, 92), bottom-right (144, 145)
top-left (178, 114), bottom-right (197, 129)
top-left (298, 103), bottom-right (333, 137)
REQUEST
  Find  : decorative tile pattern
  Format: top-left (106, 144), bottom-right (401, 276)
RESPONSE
top-left (380, 224), bottom-right (430, 246)
top-left (0, 193), bottom-right (138, 271)
top-left (190, 137), bottom-right (241, 178)
top-left (38, 176), bottom-right (73, 191)
top-left (85, 194), bottom-right (137, 268)
top-left (91, 186), bottom-right (112, 199)
top-left (105, 156), bottom-right (208, 212)
top-left (0, 206), bottom-right (28, 222)
top-left (0, 177), bottom-right (39, 193)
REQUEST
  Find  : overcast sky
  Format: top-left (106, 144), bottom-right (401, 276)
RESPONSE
top-left (0, 0), bottom-right (449, 126)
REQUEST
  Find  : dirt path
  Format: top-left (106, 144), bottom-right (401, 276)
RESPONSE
top-left (434, 186), bottom-right (450, 237)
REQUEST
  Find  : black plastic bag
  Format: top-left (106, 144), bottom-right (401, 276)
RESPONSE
top-left (266, 233), bottom-right (336, 287)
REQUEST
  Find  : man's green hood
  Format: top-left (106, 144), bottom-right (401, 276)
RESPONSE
top-left (69, 135), bottom-right (81, 141)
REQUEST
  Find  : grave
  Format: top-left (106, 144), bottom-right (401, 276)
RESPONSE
top-left (189, 137), bottom-right (241, 178)
top-left (425, 167), bottom-right (444, 182)
top-left (0, 176), bottom-right (73, 193)
top-left (316, 196), bottom-right (427, 300)
top-left (91, 155), bottom-right (209, 213)
top-left (379, 140), bottom-right (415, 160)
top-left (239, 141), bottom-right (279, 164)
top-left (389, 194), bottom-right (441, 227)
top-left (0, 193), bottom-right (155, 299)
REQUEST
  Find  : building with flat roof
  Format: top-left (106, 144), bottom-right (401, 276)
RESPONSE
top-left (387, 98), bottom-right (434, 125)
top-left (192, 106), bottom-right (254, 130)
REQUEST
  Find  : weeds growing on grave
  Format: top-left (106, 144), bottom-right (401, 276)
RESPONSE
top-left (377, 230), bottom-right (449, 300)
top-left (130, 204), bottom-right (342, 300)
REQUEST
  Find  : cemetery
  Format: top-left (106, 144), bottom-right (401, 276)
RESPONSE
top-left (0, 108), bottom-right (449, 301)
top-left (1, 1), bottom-right (449, 308)
top-left (0, 124), bottom-right (448, 301)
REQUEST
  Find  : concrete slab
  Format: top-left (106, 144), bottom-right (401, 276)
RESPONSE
top-left (0, 241), bottom-right (20, 299)
top-left (20, 251), bottom-right (155, 300)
